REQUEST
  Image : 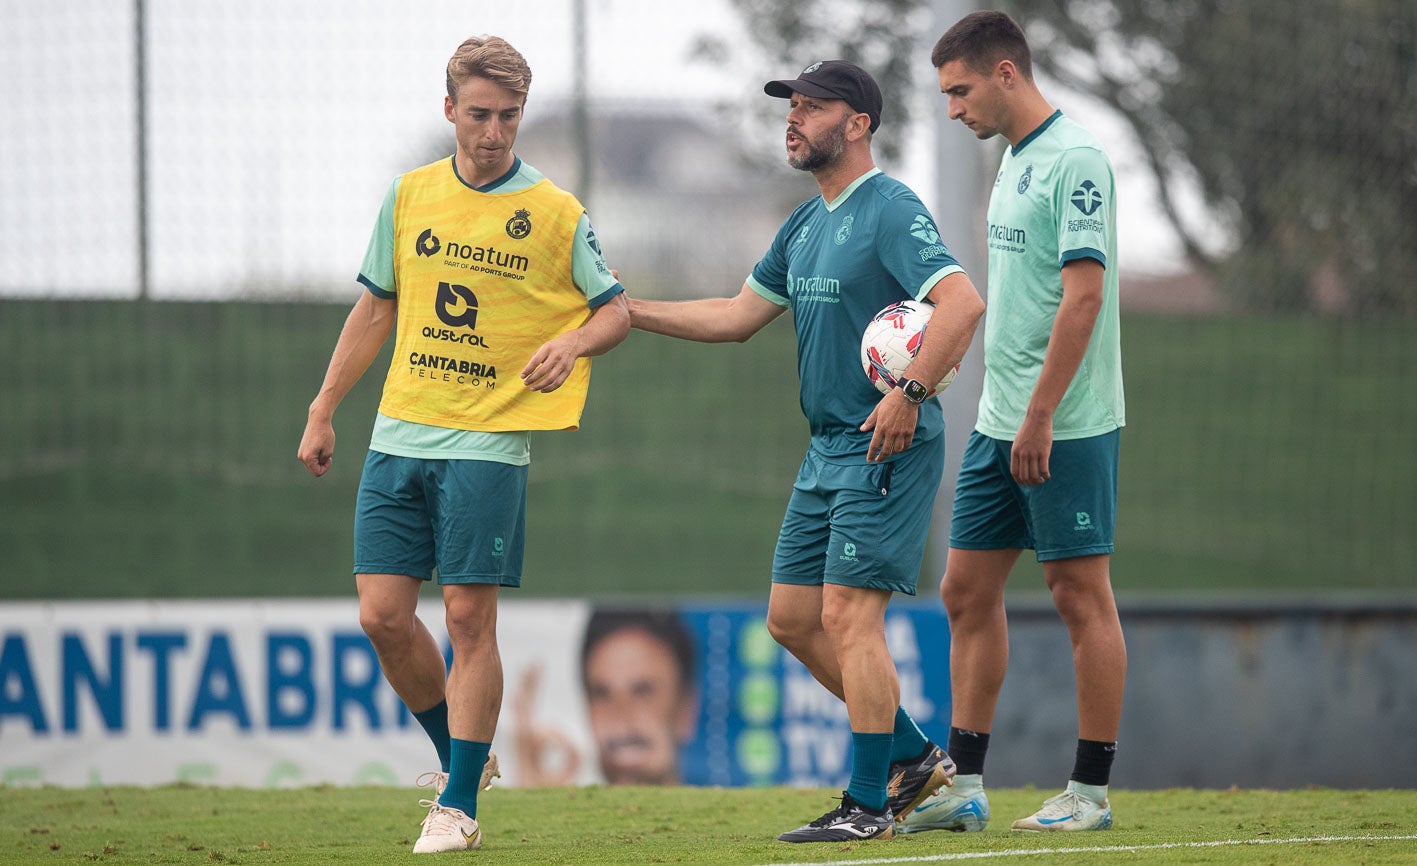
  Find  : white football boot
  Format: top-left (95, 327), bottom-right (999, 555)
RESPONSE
top-left (1011, 781), bottom-right (1112, 831)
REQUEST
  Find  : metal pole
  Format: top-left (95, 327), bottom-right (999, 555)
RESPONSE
top-left (928, 0), bottom-right (986, 582)
top-left (573, 0), bottom-right (593, 209)
top-left (135, 0), bottom-right (150, 300)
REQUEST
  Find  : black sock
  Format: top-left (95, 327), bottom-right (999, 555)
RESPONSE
top-left (946, 727), bottom-right (990, 776)
top-left (1070, 738), bottom-right (1118, 786)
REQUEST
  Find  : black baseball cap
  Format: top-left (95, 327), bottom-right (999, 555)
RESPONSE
top-left (764, 60), bottom-right (884, 132)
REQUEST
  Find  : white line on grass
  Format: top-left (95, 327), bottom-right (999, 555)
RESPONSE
top-left (755, 834), bottom-right (1417, 866)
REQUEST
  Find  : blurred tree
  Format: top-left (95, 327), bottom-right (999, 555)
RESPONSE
top-left (691, 0), bottom-right (933, 167)
top-left (1010, 0), bottom-right (1417, 315)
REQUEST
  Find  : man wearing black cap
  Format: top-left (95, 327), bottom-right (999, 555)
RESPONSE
top-left (629, 60), bottom-right (984, 842)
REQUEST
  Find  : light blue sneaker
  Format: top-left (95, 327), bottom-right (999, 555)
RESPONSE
top-left (897, 774), bottom-right (989, 833)
top-left (1011, 782), bottom-right (1112, 832)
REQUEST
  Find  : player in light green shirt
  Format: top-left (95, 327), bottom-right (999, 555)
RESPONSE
top-left (901, 11), bottom-right (1126, 837)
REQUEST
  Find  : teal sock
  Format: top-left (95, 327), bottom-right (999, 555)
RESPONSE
top-left (411, 700), bottom-right (452, 773)
top-left (889, 706), bottom-right (930, 764)
top-left (845, 731), bottom-right (893, 813)
top-left (440, 739), bottom-right (491, 817)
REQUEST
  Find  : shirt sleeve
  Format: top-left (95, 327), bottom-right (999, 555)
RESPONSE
top-left (356, 177), bottom-right (399, 299)
top-left (1052, 146), bottom-right (1114, 268)
top-left (875, 195), bottom-right (966, 301)
top-left (570, 213), bottom-right (624, 309)
top-left (745, 218), bottom-right (795, 307)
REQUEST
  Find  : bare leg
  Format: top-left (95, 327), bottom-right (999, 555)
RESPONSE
top-left (357, 573), bottom-right (446, 712)
top-left (766, 583), bottom-right (844, 699)
top-left (940, 548), bottom-right (1020, 733)
top-left (442, 583), bottom-right (503, 741)
top-left (1042, 554), bottom-right (1126, 742)
top-left (821, 584), bottom-right (897, 733)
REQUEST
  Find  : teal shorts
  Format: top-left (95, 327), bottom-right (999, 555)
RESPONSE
top-left (771, 436), bottom-right (945, 596)
top-left (949, 429), bottom-right (1119, 562)
top-left (353, 450), bottom-right (526, 586)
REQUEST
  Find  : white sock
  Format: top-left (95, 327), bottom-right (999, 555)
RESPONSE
top-left (1067, 780), bottom-right (1108, 803)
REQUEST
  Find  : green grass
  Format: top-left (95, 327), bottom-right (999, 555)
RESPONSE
top-left (2, 784), bottom-right (1415, 865)
top-left (0, 299), bottom-right (1414, 598)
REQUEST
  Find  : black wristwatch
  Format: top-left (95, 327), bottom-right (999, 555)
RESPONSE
top-left (899, 378), bottom-right (930, 404)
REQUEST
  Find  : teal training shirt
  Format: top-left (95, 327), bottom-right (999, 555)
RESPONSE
top-left (747, 168), bottom-right (966, 461)
top-left (356, 157), bottom-right (623, 464)
top-left (978, 112), bottom-right (1125, 441)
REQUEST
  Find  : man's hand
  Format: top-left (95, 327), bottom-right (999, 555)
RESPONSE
top-left (297, 417), bottom-right (336, 477)
top-left (521, 332), bottom-right (583, 393)
top-left (861, 388), bottom-right (920, 463)
top-left (1011, 410), bottom-right (1053, 485)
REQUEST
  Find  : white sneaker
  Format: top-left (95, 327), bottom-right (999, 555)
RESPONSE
top-left (414, 750), bottom-right (501, 803)
top-left (413, 802), bottom-right (482, 853)
top-left (898, 774), bottom-right (990, 833)
top-left (415, 770), bottom-right (448, 800)
top-left (1011, 782), bottom-right (1112, 832)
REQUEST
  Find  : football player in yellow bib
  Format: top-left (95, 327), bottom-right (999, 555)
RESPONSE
top-left (297, 35), bottom-right (629, 853)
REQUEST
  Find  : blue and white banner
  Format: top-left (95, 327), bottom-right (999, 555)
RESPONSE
top-left (0, 599), bottom-right (951, 788)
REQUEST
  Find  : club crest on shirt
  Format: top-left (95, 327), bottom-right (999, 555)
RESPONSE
top-left (835, 214), bottom-right (854, 245)
top-left (1018, 164), bottom-right (1033, 194)
top-left (505, 208), bottom-right (532, 239)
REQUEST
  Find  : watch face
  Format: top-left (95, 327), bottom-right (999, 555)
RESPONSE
top-left (902, 379), bottom-right (929, 403)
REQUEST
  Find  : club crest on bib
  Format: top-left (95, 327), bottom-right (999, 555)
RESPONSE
top-left (505, 208), bottom-right (532, 239)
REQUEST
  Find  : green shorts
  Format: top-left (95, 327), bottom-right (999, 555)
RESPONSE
top-left (353, 450), bottom-right (526, 586)
top-left (771, 437), bottom-right (945, 596)
top-left (949, 429), bottom-right (1119, 562)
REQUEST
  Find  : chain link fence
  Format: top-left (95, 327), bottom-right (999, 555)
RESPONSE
top-left (1, 1), bottom-right (1413, 598)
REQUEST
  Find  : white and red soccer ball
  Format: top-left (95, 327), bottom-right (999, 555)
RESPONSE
top-left (860, 299), bottom-right (959, 397)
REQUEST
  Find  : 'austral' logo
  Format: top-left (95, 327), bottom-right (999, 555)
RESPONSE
top-left (1070, 180), bottom-right (1104, 215)
top-left (416, 228), bottom-right (441, 257)
top-left (435, 281), bottom-right (478, 329)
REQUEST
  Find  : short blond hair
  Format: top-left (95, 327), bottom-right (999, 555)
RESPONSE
top-left (446, 35), bottom-right (533, 101)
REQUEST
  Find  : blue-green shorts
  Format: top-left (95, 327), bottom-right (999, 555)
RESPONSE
top-left (771, 437), bottom-right (945, 596)
top-left (949, 429), bottom-right (1119, 562)
top-left (353, 450), bottom-right (526, 586)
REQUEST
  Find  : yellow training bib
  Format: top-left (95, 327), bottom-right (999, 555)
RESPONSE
top-left (378, 159), bottom-right (591, 432)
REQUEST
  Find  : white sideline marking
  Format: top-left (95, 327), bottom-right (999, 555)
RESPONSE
top-left (755, 834), bottom-right (1417, 866)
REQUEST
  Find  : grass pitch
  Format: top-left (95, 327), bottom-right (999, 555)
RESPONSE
top-left (3, 784), bottom-right (1415, 865)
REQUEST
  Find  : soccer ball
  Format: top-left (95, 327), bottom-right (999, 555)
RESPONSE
top-left (860, 299), bottom-right (959, 396)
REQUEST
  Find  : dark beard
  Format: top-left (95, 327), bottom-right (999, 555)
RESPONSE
top-left (787, 115), bottom-right (849, 172)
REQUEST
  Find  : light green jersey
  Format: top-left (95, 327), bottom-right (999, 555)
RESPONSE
top-left (977, 111), bottom-right (1125, 441)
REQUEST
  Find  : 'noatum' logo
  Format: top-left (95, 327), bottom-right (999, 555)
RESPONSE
top-left (416, 228), bottom-right (441, 257)
top-left (435, 281), bottom-right (479, 329)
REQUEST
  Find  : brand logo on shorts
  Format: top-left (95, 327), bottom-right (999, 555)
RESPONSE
top-left (1075, 512), bottom-right (1093, 531)
top-left (840, 542), bottom-right (859, 562)
top-left (493, 537), bottom-right (505, 556)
